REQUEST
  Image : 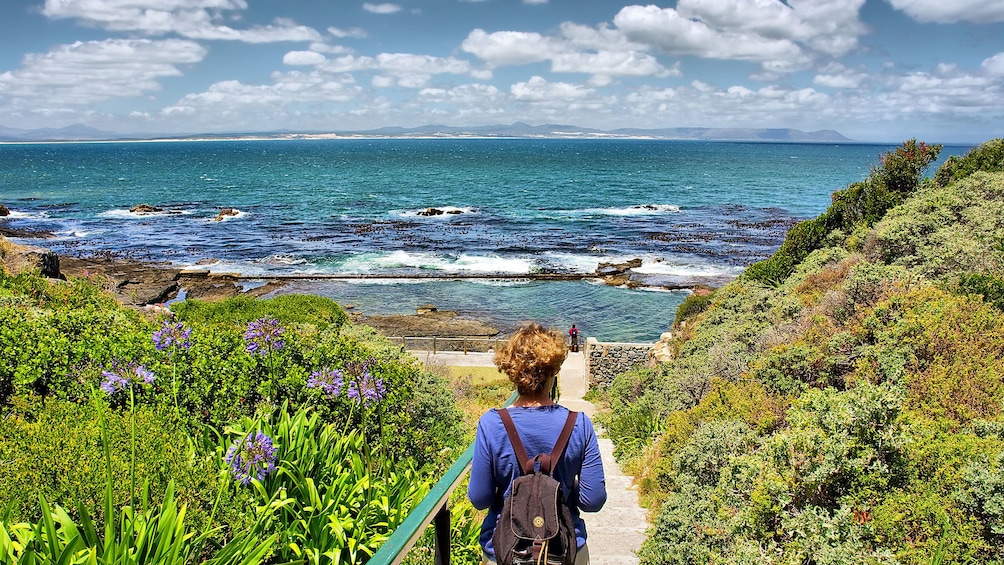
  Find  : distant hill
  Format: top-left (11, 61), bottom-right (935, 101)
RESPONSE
top-left (0, 122), bottom-right (851, 143)
top-left (0, 124), bottom-right (120, 142)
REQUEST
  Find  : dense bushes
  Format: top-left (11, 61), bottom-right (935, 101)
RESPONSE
top-left (744, 140), bottom-right (942, 286)
top-left (0, 271), bottom-right (468, 563)
top-left (933, 138), bottom-right (1004, 188)
top-left (603, 139), bottom-right (1004, 563)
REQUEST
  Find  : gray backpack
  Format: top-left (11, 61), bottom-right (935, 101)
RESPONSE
top-left (492, 409), bottom-right (579, 565)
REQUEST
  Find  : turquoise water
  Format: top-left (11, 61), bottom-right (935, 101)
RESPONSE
top-left (0, 139), bottom-right (973, 340)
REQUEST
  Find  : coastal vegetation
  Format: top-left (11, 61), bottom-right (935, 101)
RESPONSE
top-left (599, 138), bottom-right (1004, 564)
top-left (4, 137), bottom-right (1004, 564)
top-left (0, 273), bottom-right (473, 563)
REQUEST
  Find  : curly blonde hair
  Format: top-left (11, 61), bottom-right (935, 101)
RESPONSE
top-left (494, 322), bottom-right (568, 396)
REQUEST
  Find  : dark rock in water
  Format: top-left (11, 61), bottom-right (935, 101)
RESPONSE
top-left (130, 204), bottom-right (162, 214)
top-left (418, 207), bottom-right (445, 216)
top-left (446, 209), bottom-right (463, 214)
top-left (594, 258), bottom-right (644, 287)
top-left (0, 205), bottom-right (9, 216)
top-left (213, 207), bottom-right (239, 221)
top-left (0, 226), bottom-right (55, 239)
top-left (595, 258), bottom-right (642, 276)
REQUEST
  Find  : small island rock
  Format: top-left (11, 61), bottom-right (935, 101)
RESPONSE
top-left (213, 207), bottom-right (239, 221)
top-left (130, 204), bottom-right (162, 214)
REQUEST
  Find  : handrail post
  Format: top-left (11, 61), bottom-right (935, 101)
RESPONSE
top-left (433, 503), bottom-right (451, 565)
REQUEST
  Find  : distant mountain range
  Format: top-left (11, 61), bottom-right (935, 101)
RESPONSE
top-left (0, 122), bottom-right (851, 143)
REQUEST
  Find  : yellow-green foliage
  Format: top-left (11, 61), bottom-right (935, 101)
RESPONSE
top-left (0, 399), bottom-right (229, 528)
top-left (172, 293), bottom-right (349, 330)
top-left (869, 171), bottom-right (1004, 279)
top-left (607, 139), bottom-right (1004, 564)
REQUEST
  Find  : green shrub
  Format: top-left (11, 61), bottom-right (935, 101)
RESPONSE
top-left (0, 398), bottom-right (224, 528)
top-left (674, 288), bottom-right (713, 324)
top-left (746, 343), bottom-right (830, 395)
top-left (744, 217), bottom-right (829, 286)
top-left (172, 294), bottom-right (348, 330)
top-left (224, 406), bottom-right (433, 564)
top-left (745, 140), bottom-right (942, 286)
top-left (868, 171), bottom-right (1004, 279)
top-left (934, 138), bottom-right (1004, 187)
top-left (957, 273), bottom-right (1004, 312)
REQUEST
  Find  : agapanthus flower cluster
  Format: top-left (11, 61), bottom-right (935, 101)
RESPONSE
top-left (225, 431), bottom-right (278, 486)
top-left (100, 361), bottom-right (156, 396)
top-left (345, 360), bottom-right (386, 406)
top-left (244, 317), bottom-right (285, 355)
top-left (306, 367), bottom-right (344, 399)
top-left (152, 320), bottom-right (192, 352)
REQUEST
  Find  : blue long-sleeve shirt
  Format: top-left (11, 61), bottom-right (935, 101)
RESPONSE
top-left (468, 405), bottom-right (607, 558)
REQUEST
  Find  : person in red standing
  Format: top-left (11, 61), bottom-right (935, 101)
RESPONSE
top-left (568, 324), bottom-right (579, 352)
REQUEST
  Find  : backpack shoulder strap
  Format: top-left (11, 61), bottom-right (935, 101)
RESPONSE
top-left (546, 411), bottom-right (578, 474)
top-left (498, 408), bottom-right (533, 474)
top-left (499, 408), bottom-right (579, 475)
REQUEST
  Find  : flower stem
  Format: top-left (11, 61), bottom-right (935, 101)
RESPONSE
top-left (172, 355), bottom-right (179, 417)
top-left (129, 385), bottom-right (136, 510)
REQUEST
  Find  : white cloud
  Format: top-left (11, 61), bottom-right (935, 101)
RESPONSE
top-left (524, 0), bottom-right (547, 4)
top-left (40, 0), bottom-right (321, 42)
top-left (462, 29), bottom-right (558, 66)
top-left (610, 0), bottom-right (871, 75)
top-left (885, 0), bottom-right (1004, 23)
top-left (318, 54), bottom-right (377, 73)
top-left (613, 5), bottom-right (807, 64)
top-left (307, 42), bottom-right (353, 55)
top-left (369, 53), bottom-right (473, 87)
top-left (162, 71), bottom-right (362, 116)
top-left (328, 26), bottom-right (367, 38)
top-left (418, 83), bottom-right (503, 104)
top-left (376, 53), bottom-right (471, 76)
top-left (551, 51), bottom-right (674, 78)
top-left (283, 51), bottom-right (327, 66)
top-left (675, 0), bottom-right (868, 57)
top-left (813, 63), bottom-right (867, 89)
top-left (558, 22), bottom-right (649, 52)
top-left (511, 75), bottom-right (593, 101)
top-left (0, 39), bottom-right (206, 109)
top-left (462, 26), bottom-right (674, 82)
top-left (362, 3), bottom-right (402, 14)
top-left (982, 53), bottom-right (1004, 77)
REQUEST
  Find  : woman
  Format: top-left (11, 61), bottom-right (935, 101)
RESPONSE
top-left (468, 322), bottom-right (607, 564)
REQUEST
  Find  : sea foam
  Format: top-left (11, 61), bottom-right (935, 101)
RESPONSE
top-left (589, 204), bottom-right (682, 216)
top-left (340, 250), bottom-right (535, 274)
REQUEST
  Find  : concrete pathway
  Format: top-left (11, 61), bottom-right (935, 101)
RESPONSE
top-left (414, 350), bottom-right (649, 565)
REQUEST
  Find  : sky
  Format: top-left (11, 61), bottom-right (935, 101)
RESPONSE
top-left (1, 0), bottom-right (1003, 143)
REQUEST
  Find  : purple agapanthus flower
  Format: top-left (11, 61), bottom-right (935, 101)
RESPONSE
top-left (100, 362), bottom-right (156, 396)
top-left (347, 368), bottom-right (386, 406)
top-left (224, 431), bottom-right (278, 486)
top-left (244, 317), bottom-right (285, 355)
top-left (307, 367), bottom-right (344, 399)
top-left (152, 320), bottom-right (192, 352)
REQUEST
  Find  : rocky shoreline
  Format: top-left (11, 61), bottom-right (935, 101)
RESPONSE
top-left (2, 228), bottom-right (722, 339)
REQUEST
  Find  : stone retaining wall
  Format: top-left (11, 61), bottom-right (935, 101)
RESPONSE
top-left (583, 337), bottom-right (654, 389)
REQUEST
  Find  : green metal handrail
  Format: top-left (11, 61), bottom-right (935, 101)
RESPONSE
top-left (369, 391), bottom-right (518, 565)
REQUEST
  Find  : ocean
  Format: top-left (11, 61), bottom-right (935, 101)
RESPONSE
top-left (0, 138), bottom-right (973, 341)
